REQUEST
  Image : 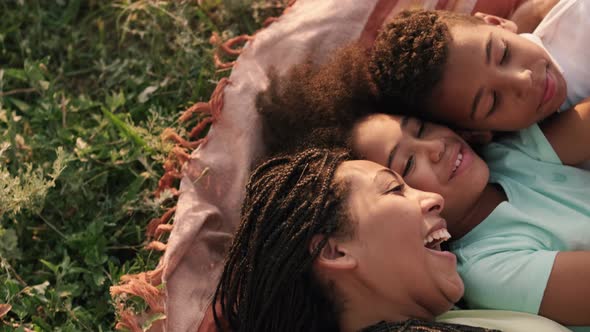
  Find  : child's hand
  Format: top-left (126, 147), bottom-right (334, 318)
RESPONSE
top-left (457, 129), bottom-right (494, 146)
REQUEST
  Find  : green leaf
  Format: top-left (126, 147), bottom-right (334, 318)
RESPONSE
top-left (60, 0), bottom-right (81, 26)
top-left (39, 259), bottom-right (59, 275)
top-left (7, 97), bottom-right (30, 113)
top-left (120, 174), bottom-right (148, 203)
top-left (142, 312), bottom-right (166, 331)
top-left (24, 59), bottom-right (49, 90)
top-left (0, 226), bottom-right (20, 260)
top-left (31, 315), bottom-right (52, 331)
top-left (3, 279), bottom-right (21, 298)
top-left (105, 91), bottom-right (126, 112)
top-left (3, 68), bottom-right (27, 82)
top-left (93, 273), bottom-right (106, 287)
top-left (101, 106), bottom-right (152, 152)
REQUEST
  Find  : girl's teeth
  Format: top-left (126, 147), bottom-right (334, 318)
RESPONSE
top-left (452, 153), bottom-right (463, 173)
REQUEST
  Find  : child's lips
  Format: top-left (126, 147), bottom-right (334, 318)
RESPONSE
top-left (542, 69), bottom-right (556, 105)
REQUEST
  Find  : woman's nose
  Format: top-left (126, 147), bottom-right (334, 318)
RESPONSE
top-left (419, 190), bottom-right (445, 216)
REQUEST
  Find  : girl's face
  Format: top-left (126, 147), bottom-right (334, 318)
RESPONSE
top-left (351, 114), bottom-right (489, 228)
top-left (335, 160), bottom-right (463, 317)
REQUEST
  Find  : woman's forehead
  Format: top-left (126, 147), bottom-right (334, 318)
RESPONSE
top-left (336, 160), bottom-right (390, 187)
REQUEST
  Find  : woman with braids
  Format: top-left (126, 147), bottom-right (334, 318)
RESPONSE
top-left (212, 147), bottom-right (499, 332)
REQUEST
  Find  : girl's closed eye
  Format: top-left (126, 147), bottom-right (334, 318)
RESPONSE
top-left (402, 156), bottom-right (415, 177)
top-left (417, 121), bottom-right (426, 137)
top-left (402, 120), bottom-right (426, 177)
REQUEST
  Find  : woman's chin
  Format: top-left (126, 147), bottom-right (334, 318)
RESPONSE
top-left (445, 274), bottom-right (465, 306)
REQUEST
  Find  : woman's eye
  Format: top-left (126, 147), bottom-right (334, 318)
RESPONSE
top-left (402, 155), bottom-right (414, 177)
top-left (500, 42), bottom-right (510, 65)
top-left (385, 183), bottom-right (405, 195)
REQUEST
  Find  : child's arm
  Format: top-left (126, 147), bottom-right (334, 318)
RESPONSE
top-left (540, 97), bottom-right (590, 165)
top-left (508, 0), bottom-right (559, 33)
top-left (472, 0), bottom-right (558, 33)
top-left (539, 251), bottom-right (590, 325)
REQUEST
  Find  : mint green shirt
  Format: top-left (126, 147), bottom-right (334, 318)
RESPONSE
top-left (449, 124), bottom-right (590, 331)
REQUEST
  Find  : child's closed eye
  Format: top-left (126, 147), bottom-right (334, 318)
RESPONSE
top-left (500, 40), bottom-right (510, 65)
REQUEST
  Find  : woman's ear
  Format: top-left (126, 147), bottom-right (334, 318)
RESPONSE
top-left (474, 12), bottom-right (518, 33)
top-left (310, 235), bottom-right (357, 271)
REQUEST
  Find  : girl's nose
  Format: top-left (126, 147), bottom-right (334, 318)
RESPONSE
top-left (423, 139), bottom-right (445, 163)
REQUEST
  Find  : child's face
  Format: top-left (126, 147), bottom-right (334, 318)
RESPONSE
top-left (351, 114), bottom-right (489, 233)
top-left (428, 22), bottom-right (567, 131)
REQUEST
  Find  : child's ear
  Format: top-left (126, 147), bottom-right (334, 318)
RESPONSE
top-left (310, 235), bottom-right (357, 271)
top-left (457, 129), bottom-right (494, 145)
top-left (474, 12), bottom-right (518, 33)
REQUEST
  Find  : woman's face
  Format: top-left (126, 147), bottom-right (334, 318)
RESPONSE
top-left (335, 160), bottom-right (464, 317)
top-left (351, 114), bottom-right (489, 227)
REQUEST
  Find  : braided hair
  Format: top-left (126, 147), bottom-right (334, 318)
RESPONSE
top-left (369, 10), bottom-right (483, 119)
top-left (213, 148), bottom-right (352, 332)
top-left (360, 319), bottom-right (500, 332)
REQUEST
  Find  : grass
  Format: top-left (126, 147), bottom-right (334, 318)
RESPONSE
top-left (0, 0), bottom-right (284, 330)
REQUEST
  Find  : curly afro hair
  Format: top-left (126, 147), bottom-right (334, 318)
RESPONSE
top-left (369, 10), bottom-right (483, 119)
top-left (257, 44), bottom-right (384, 157)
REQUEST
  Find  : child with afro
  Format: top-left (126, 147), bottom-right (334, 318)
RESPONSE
top-left (370, 0), bottom-right (590, 148)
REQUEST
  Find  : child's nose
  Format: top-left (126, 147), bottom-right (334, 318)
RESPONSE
top-left (424, 140), bottom-right (444, 163)
top-left (506, 68), bottom-right (533, 97)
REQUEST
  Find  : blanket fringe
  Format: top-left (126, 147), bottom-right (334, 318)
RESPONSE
top-left (111, 1), bottom-right (296, 330)
top-left (179, 102), bottom-right (210, 122)
top-left (263, 16), bottom-right (278, 27)
top-left (218, 34), bottom-right (254, 57)
top-left (179, 78), bottom-right (229, 123)
top-left (146, 206), bottom-right (177, 239)
top-left (210, 0), bottom-right (299, 70)
top-left (145, 241), bottom-right (167, 252)
top-left (111, 265), bottom-right (166, 331)
top-left (161, 128), bottom-right (201, 150)
top-left (264, 0), bottom-right (296, 27)
top-left (210, 33), bottom-right (254, 69)
top-left (114, 306), bottom-right (142, 332)
top-left (154, 147), bottom-right (191, 197)
top-left (154, 224), bottom-right (174, 238)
